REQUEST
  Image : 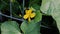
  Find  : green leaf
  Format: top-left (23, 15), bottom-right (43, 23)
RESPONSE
top-left (29, 0), bottom-right (40, 6)
top-left (40, 0), bottom-right (60, 31)
top-left (40, 0), bottom-right (52, 15)
top-left (31, 4), bottom-right (40, 10)
top-left (33, 10), bottom-right (42, 23)
top-left (29, 0), bottom-right (41, 10)
top-left (1, 21), bottom-right (21, 34)
top-left (21, 21), bottom-right (40, 34)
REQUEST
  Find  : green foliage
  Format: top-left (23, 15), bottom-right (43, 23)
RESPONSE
top-left (0, 0), bottom-right (9, 10)
top-left (29, 0), bottom-right (41, 10)
top-left (29, 0), bottom-right (40, 6)
top-left (33, 10), bottom-right (42, 23)
top-left (0, 0), bottom-right (21, 18)
top-left (1, 21), bottom-right (21, 34)
top-left (31, 4), bottom-right (40, 10)
top-left (40, 0), bottom-right (60, 31)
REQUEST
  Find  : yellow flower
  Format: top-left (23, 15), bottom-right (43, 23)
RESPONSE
top-left (23, 9), bottom-right (36, 22)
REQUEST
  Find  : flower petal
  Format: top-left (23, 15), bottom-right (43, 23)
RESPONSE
top-left (30, 13), bottom-right (36, 18)
top-left (28, 9), bottom-right (32, 13)
top-left (25, 9), bottom-right (32, 14)
top-left (23, 14), bottom-right (29, 19)
top-left (25, 10), bottom-right (28, 14)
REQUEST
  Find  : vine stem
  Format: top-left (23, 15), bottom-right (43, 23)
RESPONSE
top-left (0, 10), bottom-right (2, 21)
top-left (22, 0), bottom-right (25, 15)
top-left (0, 0), bottom-right (2, 21)
top-left (0, 13), bottom-right (24, 21)
top-left (10, 0), bottom-right (12, 20)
